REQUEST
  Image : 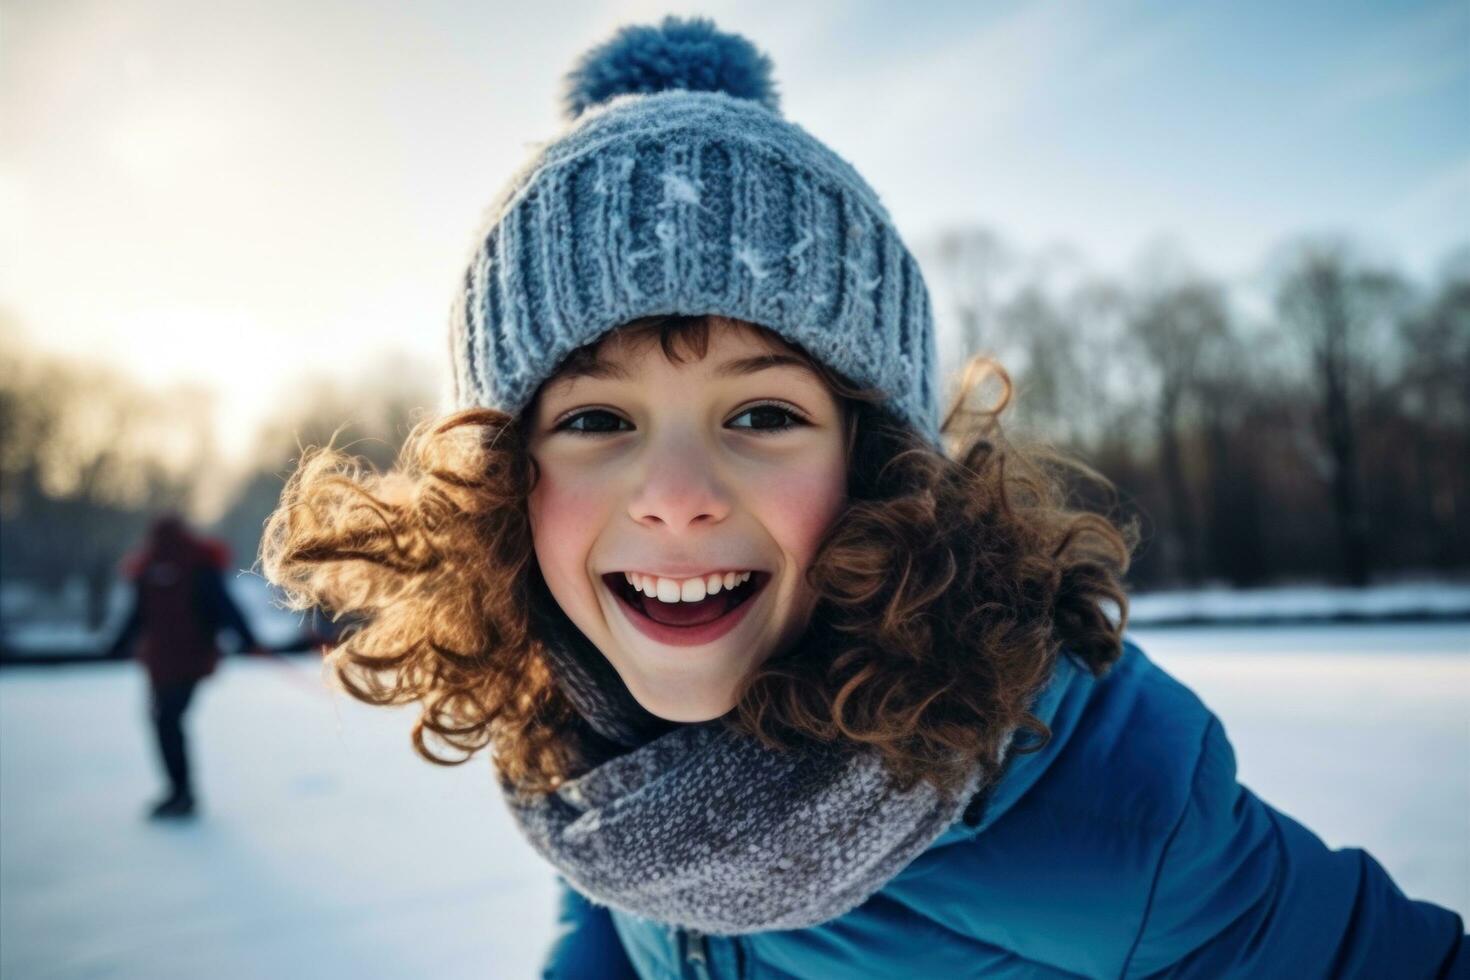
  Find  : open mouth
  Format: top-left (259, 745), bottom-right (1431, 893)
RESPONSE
top-left (602, 572), bottom-right (769, 629)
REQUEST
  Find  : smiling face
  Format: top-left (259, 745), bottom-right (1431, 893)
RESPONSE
top-left (525, 317), bottom-right (850, 722)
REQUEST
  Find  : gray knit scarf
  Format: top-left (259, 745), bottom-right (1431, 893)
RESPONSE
top-left (498, 594), bottom-right (1009, 935)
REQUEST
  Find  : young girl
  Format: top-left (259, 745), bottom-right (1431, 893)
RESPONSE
top-left (261, 17), bottom-right (1466, 979)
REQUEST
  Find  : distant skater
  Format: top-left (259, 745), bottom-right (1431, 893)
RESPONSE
top-left (106, 513), bottom-right (263, 819)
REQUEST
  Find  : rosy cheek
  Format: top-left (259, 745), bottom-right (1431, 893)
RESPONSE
top-left (529, 469), bottom-right (609, 578)
top-left (761, 460), bottom-right (847, 565)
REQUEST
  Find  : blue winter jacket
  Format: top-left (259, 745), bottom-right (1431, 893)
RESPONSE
top-left (540, 637), bottom-right (1468, 979)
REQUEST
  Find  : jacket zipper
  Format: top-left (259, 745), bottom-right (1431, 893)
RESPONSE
top-left (684, 926), bottom-right (713, 980)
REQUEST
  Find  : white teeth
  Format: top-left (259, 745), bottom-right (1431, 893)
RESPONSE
top-left (619, 571), bottom-right (757, 603)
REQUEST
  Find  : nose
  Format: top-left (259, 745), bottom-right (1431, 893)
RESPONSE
top-left (627, 428), bottom-right (732, 530)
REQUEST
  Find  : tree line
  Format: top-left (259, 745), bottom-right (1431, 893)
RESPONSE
top-left (925, 231), bottom-right (1468, 588)
top-left (1, 231), bottom-right (1465, 630)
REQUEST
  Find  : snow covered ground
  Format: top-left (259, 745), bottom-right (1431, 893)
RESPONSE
top-left (1, 623), bottom-right (1466, 978)
top-left (1126, 580), bottom-right (1470, 625)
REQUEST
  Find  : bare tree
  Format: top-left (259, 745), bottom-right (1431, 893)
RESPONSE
top-left (1394, 246), bottom-right (1470, 569)
top-left (1058, 278), bottom-right (1139, 455)
top-left (1274, 238), bottom-right (1408, 586)
top-left (990, 285), bottom-right (1080, 444)
top-left (1194, 329), bottom-right (1271, 586)
top-left (928, 227), bottom-right (1013, 362)
top-left (1127, 270), bottom-right (1231, 587)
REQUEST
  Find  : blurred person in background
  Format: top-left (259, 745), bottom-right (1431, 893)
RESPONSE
top-left (106, 512), bottom-right (264, 820)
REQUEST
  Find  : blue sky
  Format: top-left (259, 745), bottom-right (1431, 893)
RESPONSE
top-left (2, 0), bottom-right (1465, 460)
top-left (796, 0), bottom-right (1467, 271)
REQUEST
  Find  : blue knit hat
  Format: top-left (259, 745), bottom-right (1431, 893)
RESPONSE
top-left (450, 16), bottom-right (941, 446)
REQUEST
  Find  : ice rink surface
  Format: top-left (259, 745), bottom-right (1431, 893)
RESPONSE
top-left (2, 623), bottom-right (1466, 978)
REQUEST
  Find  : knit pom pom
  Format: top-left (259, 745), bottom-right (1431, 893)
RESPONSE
top-left (562, 15), bottom-right (780, 121)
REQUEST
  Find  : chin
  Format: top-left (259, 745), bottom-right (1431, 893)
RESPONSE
top-left (627, 681), bottom-right (737, 724)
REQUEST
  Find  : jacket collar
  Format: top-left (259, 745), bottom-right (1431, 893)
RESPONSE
top-left (929, 646), bottom-right (1100, 848)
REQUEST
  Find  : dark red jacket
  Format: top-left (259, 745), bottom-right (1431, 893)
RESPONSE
top-left (108, 523), bottom-right (258, 687)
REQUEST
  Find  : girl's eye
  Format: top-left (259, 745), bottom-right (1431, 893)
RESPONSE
top-left (728, 402), bottom-right (809, 434)
top-left (553, 403), bottom-right (808, 437)
top-left (555, 409), bottom-right (631, 436)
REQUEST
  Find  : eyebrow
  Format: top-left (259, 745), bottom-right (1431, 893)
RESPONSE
top-left (547, 352), bottom-right (816, 391)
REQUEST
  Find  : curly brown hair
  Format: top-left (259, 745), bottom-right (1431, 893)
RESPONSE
top-left (260, 314), bottom-right (1137, 797)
